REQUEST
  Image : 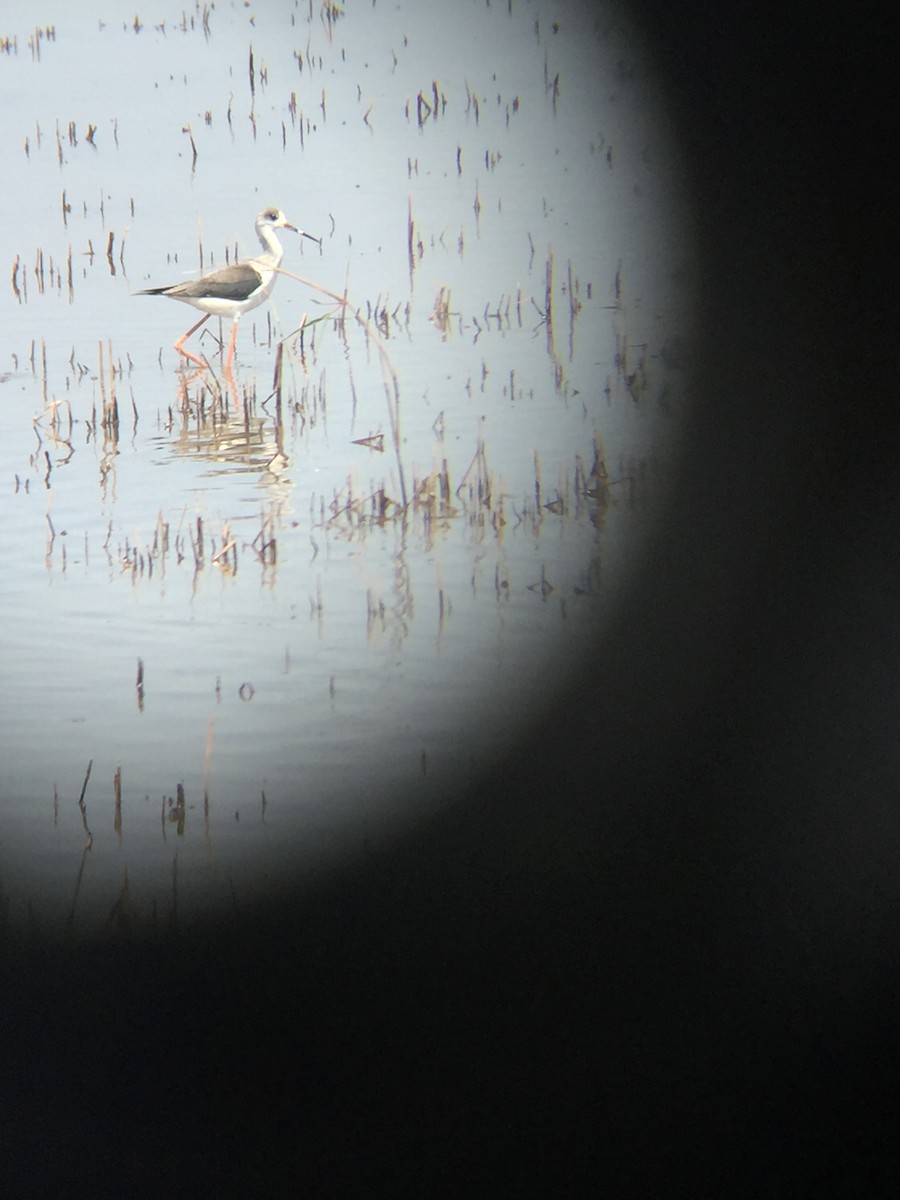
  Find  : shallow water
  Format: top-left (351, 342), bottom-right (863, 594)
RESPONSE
top-left (0, 0), bottom-right (694, 935)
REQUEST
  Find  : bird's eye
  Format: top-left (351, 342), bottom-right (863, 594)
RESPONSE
top-left (265, 209), bottom-right (278, 221)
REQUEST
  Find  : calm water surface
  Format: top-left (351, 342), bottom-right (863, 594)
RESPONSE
top-left (0, 0), bottom-right (694, 935)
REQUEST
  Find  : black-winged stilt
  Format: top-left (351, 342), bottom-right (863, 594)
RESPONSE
top-left (138, 207), bottom-right (318, 372)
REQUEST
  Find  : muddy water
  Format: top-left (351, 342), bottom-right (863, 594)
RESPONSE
top-left (0, 0), bottom-right (694, 935)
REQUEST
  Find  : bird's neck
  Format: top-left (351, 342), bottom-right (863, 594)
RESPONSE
top-left (255, 224), bottom-right (284, 267)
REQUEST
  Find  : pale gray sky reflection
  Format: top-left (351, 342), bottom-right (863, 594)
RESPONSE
top-left (0, 0), bottom-right (693, 935)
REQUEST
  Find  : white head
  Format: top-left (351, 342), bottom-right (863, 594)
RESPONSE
top-left (257, 206), bottom-right (319, 245)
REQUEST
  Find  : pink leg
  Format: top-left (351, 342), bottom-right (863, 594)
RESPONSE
top-left (224, 317), bottom-right (240, 374)
top-left (174, 313), bottom-right (211, 368)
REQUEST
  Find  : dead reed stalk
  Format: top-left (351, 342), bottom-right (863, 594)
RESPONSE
top-left (114, 766), bottom-right (123, 840)
top-left (77, 759), bottom-right (94, 850)
top-left (273, 262), bottom-right (408, 507)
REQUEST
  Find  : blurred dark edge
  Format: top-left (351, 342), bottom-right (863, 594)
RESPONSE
top-left (2, 2), bottom-right (894, 1194)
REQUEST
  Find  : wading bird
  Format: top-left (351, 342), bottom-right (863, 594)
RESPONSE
top-left (138, 207), bottom-right (318, 373)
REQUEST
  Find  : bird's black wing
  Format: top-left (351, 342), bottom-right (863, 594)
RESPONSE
top-left (139, 264), bottom-right (263, 302)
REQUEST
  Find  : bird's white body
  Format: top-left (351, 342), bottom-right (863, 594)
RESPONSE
top-left (139, 207), bottom-right (317, 372)
top-left (177, 275), bottom-right (275, 321)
